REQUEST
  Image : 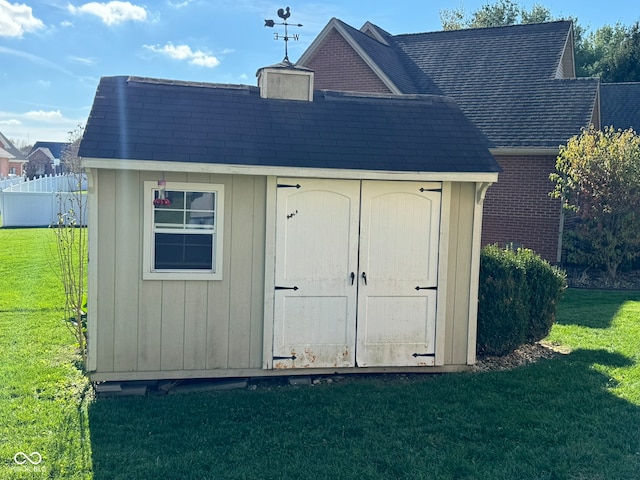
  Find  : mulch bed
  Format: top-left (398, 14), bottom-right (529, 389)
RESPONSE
top-left (564, 266), bottom-right (640, 290)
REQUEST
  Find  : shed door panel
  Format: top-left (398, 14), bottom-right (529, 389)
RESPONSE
top-left (273, 179), bottom-right (360, 368)
top-left (356, 181), bottom-right (441, 367)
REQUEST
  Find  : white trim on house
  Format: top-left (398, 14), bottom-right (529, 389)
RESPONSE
top-left (489, 147), bottom-right (560, 156)
top-left (142, 181), bottom-right (225, 281)
top-left (82, 158), bottom-right (500, 183)
top-left (359, 21), bottom-right (390, 45)
top-left (434, 181), bottom-right (451, 366)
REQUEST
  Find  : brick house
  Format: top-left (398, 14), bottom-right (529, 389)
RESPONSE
top-left (25, 141), bottom-right (71, 178)
top-left (296, 19), bottom-right (601, 262)
top-left (0, 132), bottom-right (27, 178)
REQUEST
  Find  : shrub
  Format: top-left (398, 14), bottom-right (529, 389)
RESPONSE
top-left (477, 245), bottom-right (566, 356)
top-left (517, 248), bottom-right (567, 343)
top-left (477, 245), bottom-right (528, 356)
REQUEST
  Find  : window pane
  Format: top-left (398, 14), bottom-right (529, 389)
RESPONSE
top-left (154, 209), bottom-right (185, 226)
top-left (155, 233), bottom-right (213, 270)
top-left (166, 190), bottom-right (185, 209)
top-left (187, 192), bottom-right (215, 210)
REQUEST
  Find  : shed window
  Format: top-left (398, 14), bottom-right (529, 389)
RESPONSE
top-left (143, 181), bottom-right (224, 280)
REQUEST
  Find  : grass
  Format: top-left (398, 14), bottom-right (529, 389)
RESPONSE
top-left (0, 228), bottom-right (92, 479)
top-left (1, 228), bottom-right (639, 479)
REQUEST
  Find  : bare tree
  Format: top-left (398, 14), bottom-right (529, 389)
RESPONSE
top-left (52, 125), bottom-right (88, 367)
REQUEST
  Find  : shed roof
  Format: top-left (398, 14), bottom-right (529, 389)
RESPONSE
top-left (79, 76), bottom-right (499, 174)
top-left (600, 83), bottom-right (640, 131)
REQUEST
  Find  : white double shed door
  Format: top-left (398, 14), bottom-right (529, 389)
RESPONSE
top-left (273, 178), bottom-right (442, 369)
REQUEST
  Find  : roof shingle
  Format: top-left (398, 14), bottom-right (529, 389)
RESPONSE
top-left (79, 76), bottom-right (500, 174)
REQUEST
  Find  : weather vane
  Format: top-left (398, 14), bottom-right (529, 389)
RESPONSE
top-left (264, 7), bottom-right (302, 62)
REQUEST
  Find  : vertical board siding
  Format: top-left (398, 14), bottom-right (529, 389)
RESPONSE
top-left (96, 169), bottom-right (116, 372)
top-left (94, 170), bottom-right (267, 376)
top-left (447, 183), bottom-right (474, 366)
top-left (113, 170), bottom-right (140, 372)
top-left (227, 175), bottom-right (256, 369)
top-left (205, 174), bottom-right (233, 370)
top-left (137, 281), bottom-right (163, 371)
top-left (249, 178), bottom-right (267, 368)
top-left (160, 281), bottom-right (186, 371)
top-left (183, 281), bottom-right (209, 370)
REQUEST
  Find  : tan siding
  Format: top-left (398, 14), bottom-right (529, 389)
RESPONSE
top-left (443, 183), bottom-right (474, 366)
top-left (113, 170), bottom-right (140, 372)
top-left (137, 281), bottom-right (162, 371)
top-left (95, 169), bottom-right (116, 372)
top-left (183, 281), bottom-right (209, 370)
top-left (249, 178), bottom-right (267, 367)
top-left (160, 281), bottom-right (186, 370)
top-left (228, 175), bottom-right (257, 368)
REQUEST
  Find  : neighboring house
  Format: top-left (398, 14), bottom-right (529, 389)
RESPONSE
top-left (0, 132), bottom-right (27, 178)
top-left (78, 67), bottom-right (500, 383)
top-left (600, 83), bottom-right (640, 130)
top-left (296, 19), bottom-right (601, 263)
top-left (26, 141), bottom-right (71, 177)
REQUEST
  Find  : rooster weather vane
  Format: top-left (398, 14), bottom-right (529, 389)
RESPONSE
top-left (264, 7), bottom-right (302, 62)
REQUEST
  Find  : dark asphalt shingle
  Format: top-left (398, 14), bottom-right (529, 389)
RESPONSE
top-left (601, 83), bottom-right (640, 130)
top-left (333, 21), bottom-right (599, 149)
top-left (79, 76), bottom-right (500, 173)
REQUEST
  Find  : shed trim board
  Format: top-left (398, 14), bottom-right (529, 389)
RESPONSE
top-left (83, 159), bottom-right (499, 183)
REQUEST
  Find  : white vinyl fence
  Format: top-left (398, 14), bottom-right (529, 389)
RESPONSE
top-left (0, 174), bottom-right (87, 227)
top-left (0, 176), bottom-right (23, 191)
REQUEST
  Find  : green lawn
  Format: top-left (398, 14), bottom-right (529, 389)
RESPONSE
top-left (1, 228), bottom-right (639, 479)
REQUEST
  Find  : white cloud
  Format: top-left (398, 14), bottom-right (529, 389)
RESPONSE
top-left (144, 42), bottom-right (220, 68)
top-left (68, 1), bottom-right (147, 26)
top-left (0, 0), bottom-right (44, 37)
top-left (25, 110), bottom-right (64, 122)
top-left (68, 55), bottom-right (97, 66)
top-left (168, 0), bottom-right (194, 8)
top-left (0, 119), bottom-right (21, 126)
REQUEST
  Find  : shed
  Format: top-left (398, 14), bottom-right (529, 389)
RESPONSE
top-left (79, 65), bottom-right (500, 382)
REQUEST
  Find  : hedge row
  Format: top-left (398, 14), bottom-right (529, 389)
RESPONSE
top-left (477, 245), bottom-right (567, 356)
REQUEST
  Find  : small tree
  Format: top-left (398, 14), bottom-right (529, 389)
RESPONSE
top-left (52, 126), bottom-right (88, 367)
top-left (550, 126), bottom-right (640, 279)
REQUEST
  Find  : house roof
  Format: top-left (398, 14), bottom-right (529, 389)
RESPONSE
top-left (600, 83), bottom-right (640, 131)
top-left (0, 131), bottom-right (27, 161)
top-left (29, 141), bottom-right (70, 160)
top-left (298, 20), bottom-right (600, 150)
top-left (79, 76), bottom-right (500, 174)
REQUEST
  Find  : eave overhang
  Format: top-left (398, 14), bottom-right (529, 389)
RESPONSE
top-left (81, 157), bottom-right (500, 183)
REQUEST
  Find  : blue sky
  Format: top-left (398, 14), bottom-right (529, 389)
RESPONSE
top-left (1, 0), bottom-right (639, 147)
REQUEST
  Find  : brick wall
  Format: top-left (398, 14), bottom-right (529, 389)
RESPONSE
top-left (482, 155), bottom-right (562, 263)
top-left (302, 30), bottom-right (392, 94)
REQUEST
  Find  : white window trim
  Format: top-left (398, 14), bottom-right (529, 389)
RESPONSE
top-left (143, 181), bottom-right (224, 281)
